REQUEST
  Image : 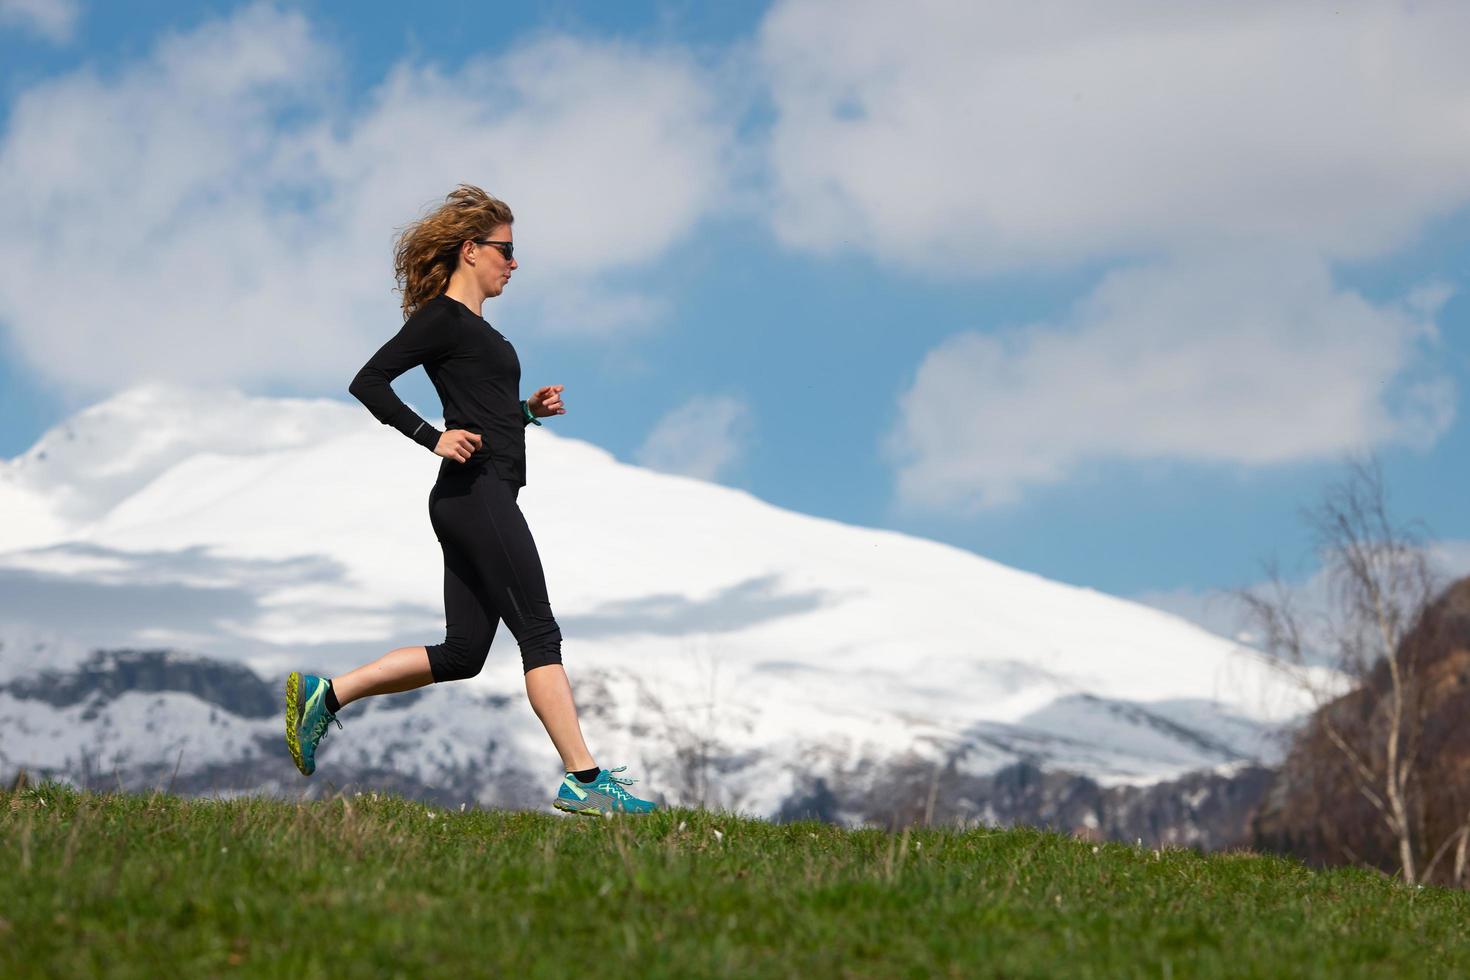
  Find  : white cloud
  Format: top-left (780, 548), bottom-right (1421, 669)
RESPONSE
top-left (882, 248), bottom-right (1454, 511)
top-left (634, 394), bottom-right (752, 482)
top-left (1134, 539), bottom-right (1470, 663)
top-left (1431, 541), bottom-right (1470, 582)
top-left (758, 0), bottom-right (1470, 272)
top-left (0, 2), bottom-right (736, 402)
top-left (759, 1), bottom-right (1470, 508)
top-left (1135, 573), bottom-right (1344, 684)
top-left (1132, 586), bottom-right (1256, 646)
top-left (0, 0), bottom-right (78, 43)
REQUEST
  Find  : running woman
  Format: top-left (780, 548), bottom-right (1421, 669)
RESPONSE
top-left (285, 184), bottom-right (656, 816)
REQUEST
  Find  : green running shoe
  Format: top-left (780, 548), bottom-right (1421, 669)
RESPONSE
top-left (285, 671), bottom-right (341, 776)
top-left (553, 766), bottom-right (657, 816)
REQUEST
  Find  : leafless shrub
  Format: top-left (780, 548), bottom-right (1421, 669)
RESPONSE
top-left (1238, 454), bottom-right (1462, 885)
top-left (632, 636), bottom-right (756, 813)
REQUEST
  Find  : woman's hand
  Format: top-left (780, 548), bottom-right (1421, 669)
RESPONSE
top-left (527, 384), bottom-right (566, 419)
top-left (435, 429), bottom-right (482, 463)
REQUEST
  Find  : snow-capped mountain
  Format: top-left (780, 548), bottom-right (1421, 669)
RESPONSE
top-left (1, 383), bottom-right (1325, 829)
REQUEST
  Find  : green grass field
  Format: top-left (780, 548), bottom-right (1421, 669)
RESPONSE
top-left (3, 781), bottom-right (1469, 978)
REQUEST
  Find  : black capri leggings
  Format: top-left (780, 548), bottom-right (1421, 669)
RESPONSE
top-left (424, 460), bottom-right (563, 679)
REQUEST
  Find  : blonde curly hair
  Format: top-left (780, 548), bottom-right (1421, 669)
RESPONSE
top-left (392, 184), bottom-right (514, 320)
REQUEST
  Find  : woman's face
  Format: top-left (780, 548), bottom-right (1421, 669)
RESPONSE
top-left (473, 223), bottom-right (518, 298)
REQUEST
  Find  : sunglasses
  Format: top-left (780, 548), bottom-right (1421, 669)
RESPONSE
top-left (473, 239), bottom-right (514, 261)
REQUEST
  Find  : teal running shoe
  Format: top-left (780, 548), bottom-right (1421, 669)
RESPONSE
top-left (285, 671), bottom-right (341, 776)
top-left (553, 766), bottom-right (657, 816)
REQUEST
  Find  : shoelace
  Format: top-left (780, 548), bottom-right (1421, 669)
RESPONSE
top-left (603, 765), bottom-right (637, 786)
top-left (310, 709), bottom-right (343, 745)
top-left (600, 766), bottom-right (645, 803)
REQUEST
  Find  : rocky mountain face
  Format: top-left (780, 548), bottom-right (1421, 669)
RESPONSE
top-left (2, 644), bottom-right (1276, 849)
top-left (784, 757), bottom-right (1277, 851)
top-left (5, 648), bottom-right (278, 718)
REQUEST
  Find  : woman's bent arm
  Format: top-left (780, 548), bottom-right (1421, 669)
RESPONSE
top-left (348, 313), bottom-right (453, 452)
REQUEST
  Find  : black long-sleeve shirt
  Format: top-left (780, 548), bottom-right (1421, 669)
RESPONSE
top-left (348, 292), bottom-right (539, 487)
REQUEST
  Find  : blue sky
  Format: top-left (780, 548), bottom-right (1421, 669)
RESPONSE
top-left (2, 0), bottom-right (1468, 626)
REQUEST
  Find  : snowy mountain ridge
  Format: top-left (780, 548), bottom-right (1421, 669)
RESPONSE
top-left (0, 382), bottom-right (1328, 824)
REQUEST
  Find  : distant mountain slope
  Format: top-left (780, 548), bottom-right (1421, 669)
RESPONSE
top-left (1, 645), bottom-right (1274, 847)
top-left (0, 383), bottom-right (1329, 830)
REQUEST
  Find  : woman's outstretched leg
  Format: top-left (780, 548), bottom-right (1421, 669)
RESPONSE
top-left (328, 651), bottom-right (592, 768)
top-left (331, 645), bottom-right (434, 708)
top-left (285, 647), bottom-right (435, 777)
